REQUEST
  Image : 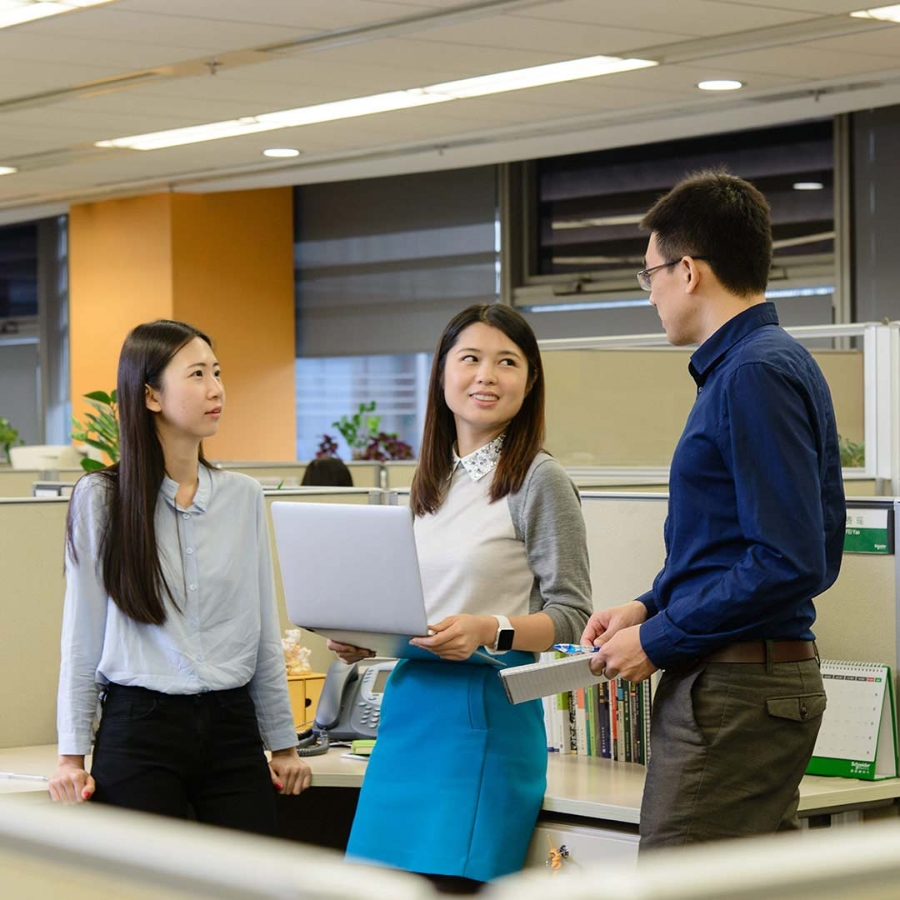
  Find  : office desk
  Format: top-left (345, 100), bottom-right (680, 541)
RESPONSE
top-left (3, 745), bottom-right (897, 852)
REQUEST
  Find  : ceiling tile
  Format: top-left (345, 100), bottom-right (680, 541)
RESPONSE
top-left (511, 0), bottom-right (819, 35)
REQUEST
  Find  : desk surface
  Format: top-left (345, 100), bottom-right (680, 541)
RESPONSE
top-left (2, 745), bottom-right (898, 824)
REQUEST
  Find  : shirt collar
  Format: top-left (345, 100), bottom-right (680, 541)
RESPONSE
top-left (160, 463), bottom-right (212, 512)
top-left (689, 302), bottom-right (779, 387)
top-left (452, 433), bottom-right (505, 482)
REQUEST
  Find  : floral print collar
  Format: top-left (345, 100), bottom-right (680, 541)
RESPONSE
top-left (452, 433), bottom-right (505, 482)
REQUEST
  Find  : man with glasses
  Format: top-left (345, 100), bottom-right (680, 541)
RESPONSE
top-left (582, 169), bottom-right (846, 850)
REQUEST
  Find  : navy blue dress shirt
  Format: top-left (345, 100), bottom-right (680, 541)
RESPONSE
top-left (638, 303), bottom-right (846, 669)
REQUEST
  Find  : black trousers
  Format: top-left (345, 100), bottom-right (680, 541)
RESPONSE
top-left (90, 682), bottom-right (279, 837)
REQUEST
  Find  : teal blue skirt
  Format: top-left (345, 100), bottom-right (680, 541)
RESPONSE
top-left (346, 650), bottom-right (546, 882)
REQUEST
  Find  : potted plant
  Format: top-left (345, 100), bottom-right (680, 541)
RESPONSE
top-left (328, 401), bottom-right (414, 461)
top-left (0, 416), bottom-right (22, 464)
top-left (71, 390), bottom-right (119, 472)
top-left (332, 401), bottom-right (381, 460)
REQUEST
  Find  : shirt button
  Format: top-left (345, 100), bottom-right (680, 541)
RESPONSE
top-left (186, 548), bottom-right (194, 555)
top-left (182, 513), bottom-right (190, 520)
top-left (189, 584), bottom-right (197, 592)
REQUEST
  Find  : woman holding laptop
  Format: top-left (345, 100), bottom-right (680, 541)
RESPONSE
top-left (49, 319), bottom-right (310, 831)
top-left (332, 304), bottom-right (592, 892)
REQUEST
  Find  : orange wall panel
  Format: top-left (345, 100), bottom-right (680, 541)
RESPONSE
top-left (68, 187), bottom-right (296, 462)
top-left (69, 194), bottom-right (175, 428)
top-left (170, 188), bottom-right (295, 461)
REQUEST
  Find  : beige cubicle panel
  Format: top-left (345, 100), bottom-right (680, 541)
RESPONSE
top-left (495, 817), bottom-right (900, 900)
top-left (579, 492), bottom-right (898, 675)
top-left (214, 460), bottom-right (308, 488)
top-left (543, 349), bottom-right (863, 468)
top-left (383, 461), bottom-right (417, 488)
top-left (0, 497), bottom-right (68, 748)
top-left (0, 487), bottom-right (383, 748)
top-left (0, 468), bottom-right (82, 498)
top-left (0, 798), bottom-right (433, 900)
top-left (218, 460), bottom-right (382, 488)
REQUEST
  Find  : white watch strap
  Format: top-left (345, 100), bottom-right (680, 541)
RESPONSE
top-left (491, 614), bottom-right (512, 652)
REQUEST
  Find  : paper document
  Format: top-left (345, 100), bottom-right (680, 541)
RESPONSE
top-left (499, 653), bottom-right (608, 704)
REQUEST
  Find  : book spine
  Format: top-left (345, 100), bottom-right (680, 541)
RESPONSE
top-left (585, 684), bottom-right (597, 757)
top-left (597, 681), bottom-right (611, 759)
top-left (623, 679), bottom-right (632, 763)
top-left (642, 679), bottom-right (652, 765)
top-left (574, 687), bottom-right (588, 756)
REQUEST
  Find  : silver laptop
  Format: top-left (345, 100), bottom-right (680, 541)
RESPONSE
top-left (271, 501), bottom-right (430, 658)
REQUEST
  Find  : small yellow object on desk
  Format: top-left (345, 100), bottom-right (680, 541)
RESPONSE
top-left (350, 739), bottom-right (376, 757)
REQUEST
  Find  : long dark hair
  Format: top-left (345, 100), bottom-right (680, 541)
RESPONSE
top-left (66, 320), bottom-right (214, 625)
top-left (411, 304), bottom-right (545, 516)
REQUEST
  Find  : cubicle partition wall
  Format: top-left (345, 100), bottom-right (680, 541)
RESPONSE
top-left (0, 798), bottom-right (432, 900)
top-left (216, 461), bottom-right (384, 489)
top-left (0, 468), bottom-right (82, 498)
top-left (0, 486), bottom-right (381, 748)
top-left (580, 492), bottom-right (900, 686)
top-left (0, 497), bottom-right (69, 748)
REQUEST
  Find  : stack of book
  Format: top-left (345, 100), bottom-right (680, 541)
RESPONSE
top-left (540, 653), bottom-right (653, 764)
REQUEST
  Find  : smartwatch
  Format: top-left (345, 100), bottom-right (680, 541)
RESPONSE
top-left (492, 615), bottom-right (515, 652)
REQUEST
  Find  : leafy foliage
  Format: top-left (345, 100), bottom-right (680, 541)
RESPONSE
top-left (0, 416), bottom-right (22, 463)
top-left (71, 390), bottom-right (119, 472)
top-left (838, 434), bottom-right (865, 468)
top-left (327, 401), bottom-right (414, 461)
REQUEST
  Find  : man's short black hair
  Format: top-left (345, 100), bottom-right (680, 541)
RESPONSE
top-left (641, 169), bottom-right (773, 297)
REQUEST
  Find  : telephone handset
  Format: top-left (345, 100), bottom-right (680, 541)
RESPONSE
top-left (297, 658), bottom-right (397, 757)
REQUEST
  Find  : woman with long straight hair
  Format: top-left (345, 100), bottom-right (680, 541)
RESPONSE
top-left (49, 319), bottom-right (310, 833)
top-left (333, 304), bottom-right (592, 892)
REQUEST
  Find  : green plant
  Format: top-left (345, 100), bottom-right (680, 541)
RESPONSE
top-left (0, 416), bottom-right (22, 463)
top-left (838, 434), bottom-right (865, 468)
top-left (332, 401), bottom-right (381, 457)
top-left (71, 390), bottom-right (119, 472)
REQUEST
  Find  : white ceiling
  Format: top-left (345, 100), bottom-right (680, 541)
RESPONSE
top-left (1, 0), bottom-right (899, 224)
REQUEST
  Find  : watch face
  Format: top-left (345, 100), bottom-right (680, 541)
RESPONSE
top-left (496, 628), bottom-right (514, 652)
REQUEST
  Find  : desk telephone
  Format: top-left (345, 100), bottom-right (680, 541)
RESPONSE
top-left (297, 658), bottom-right (396, 756)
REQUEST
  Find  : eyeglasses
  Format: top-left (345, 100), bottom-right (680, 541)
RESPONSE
top-left (636, 256), bottom-right (711, 291)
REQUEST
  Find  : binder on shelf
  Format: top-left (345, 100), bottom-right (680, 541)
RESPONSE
top-left (806, 660), bottom-right (898, 781)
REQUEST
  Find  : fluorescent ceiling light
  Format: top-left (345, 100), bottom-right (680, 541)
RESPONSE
top-left (95, 54), bottom-right (658, 152)
top-left (552, 214), bottom-right (644, 230)
top-left (850, 5), bottom-right (900, 23)
top-left (792, 181), bottom-right (824, 190)
top-left (0, 0), bottom-right (115, 30)
top-left (697, 79), bottom-right (744, 91)
top-left (0, 166), bottom-right (17, 176)
top-left (262, 148), bottom-right (301, 158)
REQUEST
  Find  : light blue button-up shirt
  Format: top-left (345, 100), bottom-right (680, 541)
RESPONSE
top-left (58, 465), bottom-right (297, 755)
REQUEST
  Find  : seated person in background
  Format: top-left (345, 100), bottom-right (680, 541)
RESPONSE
top-left (301, 456), bottom-right (354, 487)
top-left (50, 319), bottom-right (310, 832)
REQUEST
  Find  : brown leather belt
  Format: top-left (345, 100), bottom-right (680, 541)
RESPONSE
top-left (705, 640), bottom-right (817, 664)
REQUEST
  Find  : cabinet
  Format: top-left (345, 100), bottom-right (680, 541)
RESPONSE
top-left (286, 673), bottom-right (325, 730)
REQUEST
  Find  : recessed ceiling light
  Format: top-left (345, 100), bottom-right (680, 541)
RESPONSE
top-left (262, 148), bottom-right (301, 158)
top-left (850, 5), bottom-right (900, 23)
top-left (0, 0), bottom-right (116, 30)
top-left (697, 79), bottom-right (744, 91)
top-left (95, 54), bottom-right (658, 151)
top-left (0, 166), bottom-right (17, 176)
top-left (793, 181), bottom-right (825, 190)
